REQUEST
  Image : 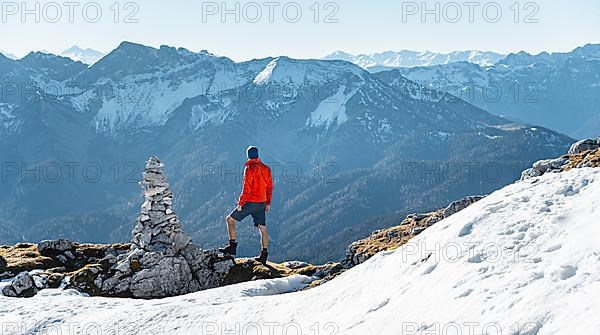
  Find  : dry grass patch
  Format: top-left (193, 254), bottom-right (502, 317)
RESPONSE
top-left (563, 149), bottom-right (600, 171)
top-left (348, 210), bottom-right (443, 263)
top-left (0, 243), bottom-right (59, 275)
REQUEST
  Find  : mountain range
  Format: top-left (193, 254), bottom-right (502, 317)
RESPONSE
top-left (375, 44), bottom-right (600, 139)
top-left (0, 46), bottom-right (105, 65)
top-left (323, 50), bottom-right (506, 70)
top-left (0, 42), bottom-right (572, 263)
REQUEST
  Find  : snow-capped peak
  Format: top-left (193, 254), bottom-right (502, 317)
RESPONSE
top-left (61, 45), bottom-right (105, 65)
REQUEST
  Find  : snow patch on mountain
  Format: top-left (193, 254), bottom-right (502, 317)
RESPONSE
top-left (253, 59), bottom-right (278, 85)
top-left (189, 102), bottom-right (234, 130)
top-left (307, 86), bottom-right (357, 129)
top-left (0, 103), bottom-right (20, 136)
top-left (89, 63), bottom-right (256, 133)
top-left (2, 168), bottom-right (599, 334)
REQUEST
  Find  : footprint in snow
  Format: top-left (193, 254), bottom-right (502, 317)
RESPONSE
top-left (456, 289), bottom-right (474, 298)
top-left (467, 253), bottom-right (484, 264)
top-left (531, 272), bottom-right (544, 280)
top-left (545, 244), bottom-right (562, 253)
top-left (458, 223), bottom-right (474, 237)
top-left (552, 265), bottom-right (577, 281)
top-left (421, 263), bottom-right (438, 275)
top-left (367, 298), bottom-right (390, 313)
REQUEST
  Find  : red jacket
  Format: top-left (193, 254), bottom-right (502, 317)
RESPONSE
top-left (238, 158), bottom-right (273, 207)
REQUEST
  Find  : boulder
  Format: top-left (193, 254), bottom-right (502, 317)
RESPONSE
top-left (37, 239), bottom-right (74, 255)
top-left (130, 255), bottom-right (195, 299)
top-left (411, 227), bottom-right (426, 235)
top-left (521, 157), bottom-right (569, 180)
top-left (568, 138), bottom-right (600, 155)
top-left (344, 196), bottom-right (484, 269)
top-left (282, 261), bottom-right (311, 269)
top-left (2, 272), bottom-right (38, 297)
top-left (442, 196), bottom-right (485, 218)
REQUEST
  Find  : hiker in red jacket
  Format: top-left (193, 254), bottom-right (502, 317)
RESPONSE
top-left (219, 146), bottom-right (273, 264)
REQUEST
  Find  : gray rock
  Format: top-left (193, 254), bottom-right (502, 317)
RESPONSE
top-left (407, 213), bottom-right (429, 221)
top-left (442, 196), bottom-right (485, 218)
top-left (282, 261), bottom-right (311, 269)
top-left (31, 273), bottom-right (49, 290)
top-left (37, 239), bottom-right (74, 255)
top-left (130, 256), bottom-right (194, 298)
top-left (521, 157), bottom-right (569, 180)
top-left (2, 272), bottom-right (38, 297)
top-left (56, 255), bottom-right (68, 264)
top-left (568, 138), bottom-right (600, 155)
top-left (521, 167), bottom-right (542, 180)
top-left (94, 276), bottom-right (103, 289)
top-left (411, 227), bottom-right (426, 235)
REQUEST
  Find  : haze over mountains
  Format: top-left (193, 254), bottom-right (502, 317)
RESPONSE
top-left (0, 42), bottom-right (573, 262)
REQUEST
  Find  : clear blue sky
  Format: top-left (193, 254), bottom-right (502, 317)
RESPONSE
top-left (2, 0), bottom-right (599, 60)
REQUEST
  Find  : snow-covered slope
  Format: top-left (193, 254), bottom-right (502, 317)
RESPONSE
top-left (3, 168), bottom-right (599, 334)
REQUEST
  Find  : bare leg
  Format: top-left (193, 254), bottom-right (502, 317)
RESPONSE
top-left (257, 225), bottom-right (269, 249)
top-left (226, 216), bottom-right (237, 241)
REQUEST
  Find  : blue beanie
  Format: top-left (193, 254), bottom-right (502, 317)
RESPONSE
top-left (247, 146), bottom-right (259, 159)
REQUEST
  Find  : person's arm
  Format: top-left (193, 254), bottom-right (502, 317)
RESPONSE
top-left (266, 167), bottom-right (273, 207)
top-left (238, 167), bottom-right (253, 207)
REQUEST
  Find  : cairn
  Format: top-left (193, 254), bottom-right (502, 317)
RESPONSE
top-left (94, 156), bottom-right (235, 298)
top-left (132, 156), bottom-right (192, 254)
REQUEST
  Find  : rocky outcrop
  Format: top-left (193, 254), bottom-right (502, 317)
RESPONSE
top-left (568, 137), bottom-right (600, 155)
top-left (343, 196), bottom-right (484, 268)
top-left (37, 239), bottom-right (74, 255)
top-left (2, 272), bottom-right (37, 297)
top-left (0, 242), bottom-right (130, 297)
top-left (521, 158), bottom-right (570, 179)
top-left (72, 156), bottom-right (236, 298)
top-left (1, 241), bottom-right (336, 297)
top-left (522, 137), bottom-right (600, 180)
top-left (442, 196), bottom-right (486, 218)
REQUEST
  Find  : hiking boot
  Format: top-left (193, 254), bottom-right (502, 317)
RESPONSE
top-left (218, 241), bottom-right (238, 256)
top-left (254, 249), bottom-right (268, 264)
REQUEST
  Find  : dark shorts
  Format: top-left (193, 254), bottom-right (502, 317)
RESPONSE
top-left (229, 202), bottom-right (267, 226)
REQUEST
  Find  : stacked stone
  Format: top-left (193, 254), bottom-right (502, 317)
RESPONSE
top-left (132, 156), bottom-right (191, 254)
top-left (96, 156), bottom-right (234, 299)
